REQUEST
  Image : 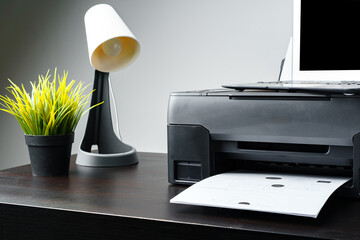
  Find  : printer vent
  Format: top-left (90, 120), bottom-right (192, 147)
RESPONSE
top-left (237, 141), bottom-right (329, 154)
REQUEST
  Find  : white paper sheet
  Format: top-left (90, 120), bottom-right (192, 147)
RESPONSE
top-left (170, 171), bottom-right (350, 218)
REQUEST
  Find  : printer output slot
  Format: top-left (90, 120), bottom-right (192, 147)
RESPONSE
top-left (237, 141), bottom-right (329, 154)
top-left (239, 160), bottom-right (353, 176)
top-left (213, 156), bottom-right (353, 178)
top-left (215, 141), bottom-right (353, 167)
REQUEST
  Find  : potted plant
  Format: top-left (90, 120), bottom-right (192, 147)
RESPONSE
top-left (0, 68), bottom-right (102, 176)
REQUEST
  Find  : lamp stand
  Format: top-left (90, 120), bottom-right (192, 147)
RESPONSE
top-left (76, 70), bottom-right (138, 167)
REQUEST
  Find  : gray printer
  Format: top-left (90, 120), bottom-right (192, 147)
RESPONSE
top-left (167, 89), bottom-right (360, 198)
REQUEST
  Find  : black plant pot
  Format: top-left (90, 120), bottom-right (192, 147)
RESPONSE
top-left (25, 133), bottom-right (75, 176)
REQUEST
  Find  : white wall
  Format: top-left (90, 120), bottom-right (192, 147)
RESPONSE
top-left (0, 0), bottom-right (292, 169)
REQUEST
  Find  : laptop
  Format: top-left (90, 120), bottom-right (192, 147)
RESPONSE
top-left (223, 0), bottom-right (360, 94)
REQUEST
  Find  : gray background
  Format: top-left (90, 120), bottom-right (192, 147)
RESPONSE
top-left (0, 0), bottom-right (292, 169)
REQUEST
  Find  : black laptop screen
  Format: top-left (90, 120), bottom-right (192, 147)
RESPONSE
top-left (300, 0), bottom-right (360, 71)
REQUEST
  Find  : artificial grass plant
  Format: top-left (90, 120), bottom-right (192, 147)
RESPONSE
top-left (0, 68), bottom-right (102, 135)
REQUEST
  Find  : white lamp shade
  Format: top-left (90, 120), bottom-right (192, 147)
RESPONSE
top-left (84, 4), bottom-right (140, 72)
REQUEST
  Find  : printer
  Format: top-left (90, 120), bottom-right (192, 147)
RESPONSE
top-left (167, 88), bottom-right (360, 198)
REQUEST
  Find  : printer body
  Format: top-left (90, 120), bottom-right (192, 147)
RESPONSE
top-left (167, 89), bottom-right (360, 198)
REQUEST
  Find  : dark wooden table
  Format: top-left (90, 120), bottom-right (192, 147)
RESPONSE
top-left (0, 152), bottom-right (359, 240)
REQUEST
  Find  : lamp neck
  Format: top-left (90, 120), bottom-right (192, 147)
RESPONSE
top-left (95, 69), bottom-right (110, 78)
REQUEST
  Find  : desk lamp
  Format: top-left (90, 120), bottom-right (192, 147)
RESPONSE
top-left (76, 4), bottom-right (140, 167)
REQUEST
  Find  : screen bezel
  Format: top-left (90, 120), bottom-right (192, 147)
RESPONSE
top-left (292, 0), bottom-right (360, 81)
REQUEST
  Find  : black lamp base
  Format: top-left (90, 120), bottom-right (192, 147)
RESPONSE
top-left (76, 70), bottom-right (138, 167)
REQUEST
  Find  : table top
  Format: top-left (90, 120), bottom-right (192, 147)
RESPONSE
top-left (0, 152), bottom-right (360, 240)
